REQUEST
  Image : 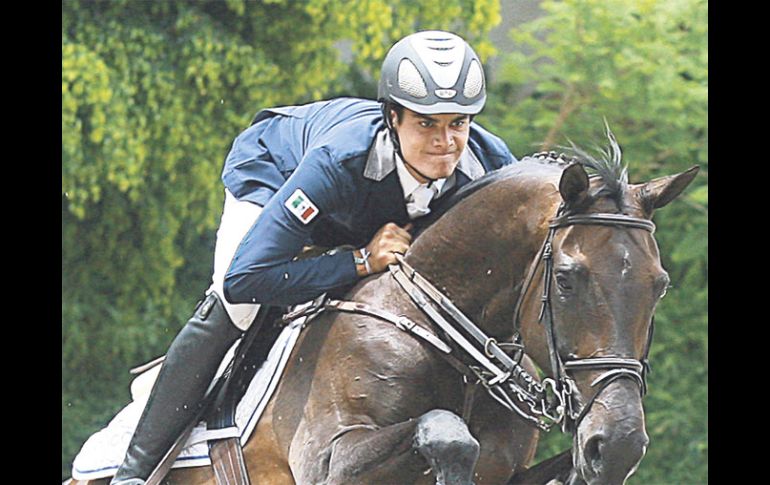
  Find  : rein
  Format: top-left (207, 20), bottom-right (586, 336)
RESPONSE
top-left (384, 205), bottom-right (658, 433)
top-left (282, 204), bottom-right (658, 434)
top-left (389, 254), bottom-right (550, 429)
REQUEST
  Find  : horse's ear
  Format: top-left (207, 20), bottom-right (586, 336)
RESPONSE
top-left (559, 162), bottom-right (590, 207)
top-left (638, 165), bottom-right (700, 212)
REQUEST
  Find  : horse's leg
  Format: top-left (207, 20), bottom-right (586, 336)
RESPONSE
top-left (469, 396), bottom-right (540, 484)
top-left (470, 355), bottom-right (542, 484)
top-left (295, 409), bottom-right (479, 485)
top-left (411, 409), bottom-right (481, 485)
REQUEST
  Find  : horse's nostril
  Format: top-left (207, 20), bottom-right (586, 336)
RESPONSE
top-left (584, 434), bottom-right (605, 474)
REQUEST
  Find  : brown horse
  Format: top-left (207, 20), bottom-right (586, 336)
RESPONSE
top-left (67, 144), bottom-right (698, 485)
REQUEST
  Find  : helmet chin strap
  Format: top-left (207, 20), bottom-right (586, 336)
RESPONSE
top-left (401, 157), bottom-right (437, 185)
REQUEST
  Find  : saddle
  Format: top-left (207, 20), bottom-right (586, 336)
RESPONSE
top-left (142, 239), bottom-right (569, 484)
top-left (203, 305), bottom-right (287, 485)
top-left (143, 246), bottom-right (347, 485)
top-left (135, 263), bottom-right (571, 485)
top-left (135, 305), bottom-right (288, 485)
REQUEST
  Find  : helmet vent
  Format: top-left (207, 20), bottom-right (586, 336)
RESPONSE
top-left (397, 59), bottom-right (429, 98)
top-left (463, 59), bottom-right (484, 98)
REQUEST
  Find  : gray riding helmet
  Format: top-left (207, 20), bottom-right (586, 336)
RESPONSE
top-left (378, 30), bottom-right (486, 115)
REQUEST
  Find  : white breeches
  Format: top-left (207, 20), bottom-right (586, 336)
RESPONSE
top-left (206, 189), bottom-right (264, 331)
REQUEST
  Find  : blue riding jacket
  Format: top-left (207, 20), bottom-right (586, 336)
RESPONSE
top-left (222, 97), bottom-right (517, 306)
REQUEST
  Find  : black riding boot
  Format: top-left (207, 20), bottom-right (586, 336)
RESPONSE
top-left (110, 292), bottom-right (243, 485)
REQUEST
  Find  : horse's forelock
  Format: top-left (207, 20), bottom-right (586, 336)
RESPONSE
top-left (560, 124), bottom-right (629, 205)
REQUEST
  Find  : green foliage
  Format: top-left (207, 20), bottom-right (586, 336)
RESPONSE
top-left (489, 1), bottom-right (708, 483)
top-left (63, 0), bottom-right (707, 482)
top-left (62, 0), bottom-right (500, 479)
top-left (489, 0), bottom-right (707, 178)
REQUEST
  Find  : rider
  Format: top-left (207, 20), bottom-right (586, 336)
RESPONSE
top-left (111, 30), bottom-right (518, 484)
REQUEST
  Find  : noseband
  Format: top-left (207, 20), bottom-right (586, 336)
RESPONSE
top-left (511, 205), bottom-right (657, 432)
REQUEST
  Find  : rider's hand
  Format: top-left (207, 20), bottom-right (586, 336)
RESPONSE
top-left (355, 222), bottom-right (413, 276)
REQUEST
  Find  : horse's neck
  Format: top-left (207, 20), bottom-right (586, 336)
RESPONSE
top-left (406, 179), bottom-right (559, 339)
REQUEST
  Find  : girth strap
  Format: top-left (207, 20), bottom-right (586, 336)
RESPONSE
top-left (461, 378), bottom-right (480, 423)
top-left (209, 437), bottom-right (250, 485)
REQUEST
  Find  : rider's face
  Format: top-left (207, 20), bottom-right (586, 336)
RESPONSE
top-left (391, 108), bottom-right (470, 183)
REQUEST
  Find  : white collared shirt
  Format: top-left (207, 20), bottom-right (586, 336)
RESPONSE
top-left (395, 153), bottom-right (455, 219)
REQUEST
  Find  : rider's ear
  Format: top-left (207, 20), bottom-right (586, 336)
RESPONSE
top-left (637, 166), bottom-right (700, 213)
top-left (559, 162), bottom-right (590, 208)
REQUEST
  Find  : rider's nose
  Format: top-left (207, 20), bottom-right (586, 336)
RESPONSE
top-left (433, 127), bottom-right (453, 149)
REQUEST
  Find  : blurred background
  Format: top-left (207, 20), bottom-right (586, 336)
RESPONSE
top-left (62, 0), bottom-right (707, 482)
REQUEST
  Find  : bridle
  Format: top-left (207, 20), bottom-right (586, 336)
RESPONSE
top-left (379, 200), bottom-right (659, 433)
top-left (510, 203), bottom-right (657, 432)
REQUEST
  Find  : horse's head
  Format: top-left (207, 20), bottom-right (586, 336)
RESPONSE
top-left (518, 150), bottom-right (698, 484)
top-left (408, 137), bottom-right (698, 484)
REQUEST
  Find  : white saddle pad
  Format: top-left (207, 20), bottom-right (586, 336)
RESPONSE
top-left (71, 317), bottom-right (305, 480)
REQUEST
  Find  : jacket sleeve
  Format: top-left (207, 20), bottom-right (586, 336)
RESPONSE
top-left (223, 147), bottom-right (360, 306)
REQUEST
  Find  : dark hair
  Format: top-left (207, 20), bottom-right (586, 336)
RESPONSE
top-left (383, 100), bottom-right (405, 126)
top-left (382, 100), bottom-right (474, 126)
top-left (380, 100), bottom-right (404, 154)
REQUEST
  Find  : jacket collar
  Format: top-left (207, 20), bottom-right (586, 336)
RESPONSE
top-left (364, 129), bottom-right (485, 182)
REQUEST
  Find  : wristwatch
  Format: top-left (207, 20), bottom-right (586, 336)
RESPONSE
top-left (353, 247), bottom-right (372, 275)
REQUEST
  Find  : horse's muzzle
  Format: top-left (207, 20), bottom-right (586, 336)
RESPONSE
top-left (574, 379), bottom-right (649, 485)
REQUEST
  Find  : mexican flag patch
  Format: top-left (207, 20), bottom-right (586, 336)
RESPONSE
top-left (284, 188), bottom-right (319, 224)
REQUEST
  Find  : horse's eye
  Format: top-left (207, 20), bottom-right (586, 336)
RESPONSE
top-left (555, 272), bottom-right (573, 294)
